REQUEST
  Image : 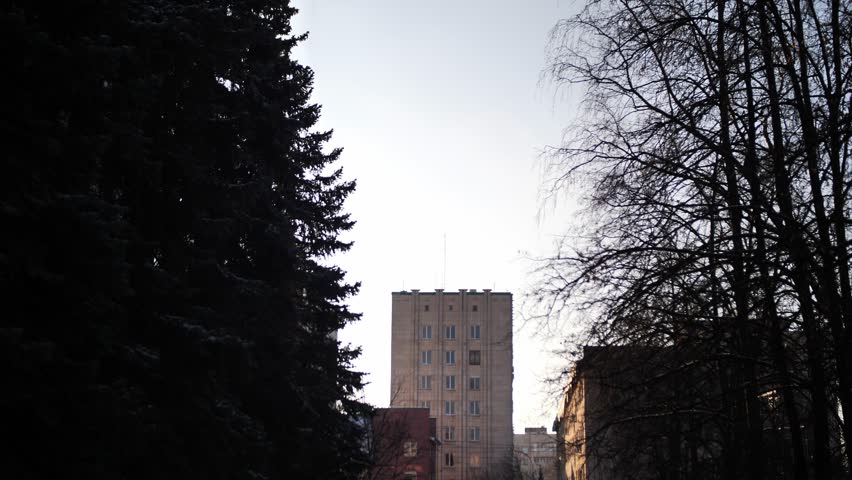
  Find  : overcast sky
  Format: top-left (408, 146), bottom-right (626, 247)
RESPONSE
top-left (291, 0), bottom-right (584, 432)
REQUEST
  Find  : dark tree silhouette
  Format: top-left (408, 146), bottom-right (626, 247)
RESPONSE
top-left (0, 1), bottom-right (367, 478)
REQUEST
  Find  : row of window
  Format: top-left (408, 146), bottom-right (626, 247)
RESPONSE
top-left (419, 375), bottom-right (482, 391)
top-left (423, 304), bottom-right (479, 312)
top-left (417, 399), bottom-right (482, 416)
top-left (420, 324), bottom-right (481, 340)
top-left (444, 452), bottom-right (481, 467)
top-left (421, 350), bottom-right (481, 365)
top-left (406, 444), bottom-right (483, 467)
top-left (441, 426), bottom-right (482, 441)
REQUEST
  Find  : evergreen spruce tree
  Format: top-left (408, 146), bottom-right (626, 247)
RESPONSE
top-left (0, 1), bottom-right (368, 478)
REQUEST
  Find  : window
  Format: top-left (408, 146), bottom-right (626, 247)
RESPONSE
top-left (443, 425), bottom-right (455, 441)
top-left (469, 376), bottom-right (481, 390)
top-left (446, 350), bottom-right (456, 364)
top-left (444, 452), bottom-right (455, 466)
top-left (424, 304), bottom-right (430, 312)
top-left (472, 305), bottom-right (478, 312)
top-left (448, 304), bottom-right (454, 311)
top-left (403, 441), bottom-right (417, 457)
top-left (469, 400), bottom-right (480, 416)
top-left (419, 400), bottom-right (431, 410)
top-left (421, 350), bottom-right (432, 365)
top-left (444, 400), bottom-right (456, 415)
top-left (420, 325), bottom-right (432, 339)
top-left (469, 426), bottom-right (480, 441)
top-left (469, 350), bottom-right (481, 365)
top-left (420, 375), bottom-right (432, 390)
top-left (445, 325), bottom-right (456, 339)
top-left (445, 375), bottom-right (456, 390)
top-left (470, 454), bottom-right (481, 467)
top-left (470, 324), bottom-right (480, 339)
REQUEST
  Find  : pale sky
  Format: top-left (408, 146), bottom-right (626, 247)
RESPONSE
top-left (291, 0), bottom-right (584, 432)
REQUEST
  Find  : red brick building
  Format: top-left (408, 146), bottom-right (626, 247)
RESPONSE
top-left (370, 407), bottom-right (440, 480)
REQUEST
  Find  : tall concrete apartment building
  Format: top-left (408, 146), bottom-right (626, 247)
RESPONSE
top-left (391, 289), bottom-right (513, 480)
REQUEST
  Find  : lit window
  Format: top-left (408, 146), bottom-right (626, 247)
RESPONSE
top-left (446, 375), bottom-right (456, 390)
top-left (444, 452), bottom-right (455, 466)
top-left (420, 325), bottom-right (432, 339)
top-left (469, 376), bottom-right (481, 390)
top-left (445, 325), bottom-right (456, 339)
top-left (470, 324), bottom-right (480, 339)
top-left (420, 375), bottom-right (432, 390)
top-left (469, 426), bottom-right (480, 441)
top-left (443, 426), bottom-right (455, 440)
top-left (469, 400), bottom-right (480, 416)
top-left (446, 350), bottom-right (456, 364)
top-left (469, 350), bottom-right (481, 365)
top-left (404, 441), bottom-right (417, 457)
top-left (421, 350), bottom-right (432, 365)
top-left (470, 454), bottom-right (481, 467)
top-left (444, 400), bottom-right (456, 415)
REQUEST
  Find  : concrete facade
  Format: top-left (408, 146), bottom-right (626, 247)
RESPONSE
top-left (390, 290), bottom-right (513, 480)
top-left (515, 427), bottom-right (559, 480)
top-left (555, 367), bottom-right (588, 480)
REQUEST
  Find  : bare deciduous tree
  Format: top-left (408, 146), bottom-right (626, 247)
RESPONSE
top-left (537, 0), bottom-right (852, 477)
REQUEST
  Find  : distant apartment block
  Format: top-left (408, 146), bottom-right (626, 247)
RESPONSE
top-left (515, 427), bottom-right (558, 480)
top-left (391, 289), bottom-right (513, 480)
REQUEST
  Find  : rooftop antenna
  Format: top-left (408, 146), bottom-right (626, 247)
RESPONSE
top-left (442, 233), bottom-right (447, 289)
